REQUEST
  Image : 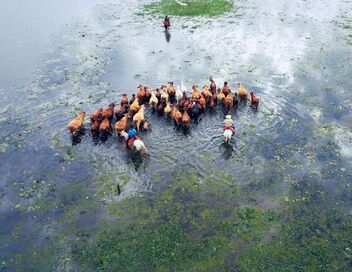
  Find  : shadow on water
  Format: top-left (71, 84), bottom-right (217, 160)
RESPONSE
top-left (164, 29), bottom-right (171, 42)
top-left (219, 140), bottom-right (237, 160)
top-left (248, 107), bottom-right (259, 114)
top-left (100, 131), bottom-right (114, 143)
top-left (71, 129), bottom-right (86, 145)
top-left (91, 132), bottom-right (100, 145)
top-left (129, 150), bottom-right (146, 171)
top-left (181, 125), bottom-right (191, 135)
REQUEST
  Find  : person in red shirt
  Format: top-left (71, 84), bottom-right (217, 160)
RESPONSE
top-left (223, 124), bottom-right (235, 134)
top-left (223, 124), bottom-right (234, 144)
top-left (163, 16), bottom-right (170, 30)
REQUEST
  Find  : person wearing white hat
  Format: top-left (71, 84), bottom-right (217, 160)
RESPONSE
top-left (224, 115), bottom-right (236, 130)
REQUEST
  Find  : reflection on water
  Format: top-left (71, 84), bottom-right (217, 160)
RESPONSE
top-left (0, 0), bottom-right (106, 89)
top-left (164, 29), bottom-right (171, 42)
top-left (219, 142), bottom-right (236, 160)
top-left (0, 0), bottom-right (351, 269)
top-left (70, 129), bottom-right (86, 145)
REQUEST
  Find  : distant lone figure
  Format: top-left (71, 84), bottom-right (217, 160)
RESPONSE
top-left (163, 16), bottom-right (170, 30)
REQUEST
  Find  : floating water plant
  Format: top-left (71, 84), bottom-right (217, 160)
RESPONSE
top-left (72, 173), bottom-right (279, 271)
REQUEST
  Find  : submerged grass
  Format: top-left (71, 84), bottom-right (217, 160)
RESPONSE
top-left (72, 172), bottom-right (279, 271)
top-left (6, 166), bottom-right (352, 271)
top-left (70, 170), bottom-right (352, 271)
top-left (237, 179), bottom-right (352, 271)
top-left (145, 0), bottom-right (234, 17)
top-left (237, 202), bottom-right (352, 271)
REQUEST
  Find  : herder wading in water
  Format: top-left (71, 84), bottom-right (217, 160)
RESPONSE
top-left (163, 16), bottom-right (170, 30)
top-left (223, 124), bottom-right (235, 144)
top-left (126, 126), bottom-right (137, 148)
top-left (133, 136), bottom-right (148, 155)
top-left (224, 115), bottom-right (236, 130)
top-left (223, 115), bottom-right (235, 144)
top-left (124, 126), bottom-right (148, 155)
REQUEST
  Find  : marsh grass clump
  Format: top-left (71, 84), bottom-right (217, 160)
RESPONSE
top-left (145, 0), bottom-right (234, 17)
top-left (236, 179), bottom-right (352, 271)
top-left (72, 174), bottom-right (279, 271)
top-left (237, 202), bottom-right (352, 271)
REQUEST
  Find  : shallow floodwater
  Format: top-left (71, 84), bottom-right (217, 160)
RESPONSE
top-left (0, 0), bottom-right (351, 270)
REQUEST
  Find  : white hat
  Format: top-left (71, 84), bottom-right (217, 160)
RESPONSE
top-left (226, 115), bottom-right (231, 119)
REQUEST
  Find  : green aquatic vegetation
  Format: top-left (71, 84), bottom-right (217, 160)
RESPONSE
top-left (247, 177), bottom-right (277, 191)
top-left (17, 180), bottom-right (50, 199)
top-left (346, 34), bottom-right (352, 45)
top-left (0, 262), bottom-right (7, 270)
top-left (64, 146), bottom-right (76, 161)
top-left (72, 174), bottom-right (279, 271)
top-left (94, 167), bottom-right (131, 198)
top-left (237, 176), bottom-right (352, 271)
top-left (98, 182), bottom-right (119, 197)
top-left (50, 133), bottom-right (65, 149)
top-left (14, 179), bottom-right (58, 213)
top-left (2, 219), bottom-right (63, 271)
top-left (145, 0), bottom-right (234, 17)
top-left (31, 197), bottom-right (61, 215)
top-left (0, 143), bottom-right (9, 152)
top-left (236, 202), bottom-right (352, 271)
top-left (60, 182), bottom-right (98, 217)
top-left (7, 241), bottom-right (58, 271)
top-left (116, 172), bottom-right (130, 183)
top-left (315, 124), bottom-right (339, 137)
